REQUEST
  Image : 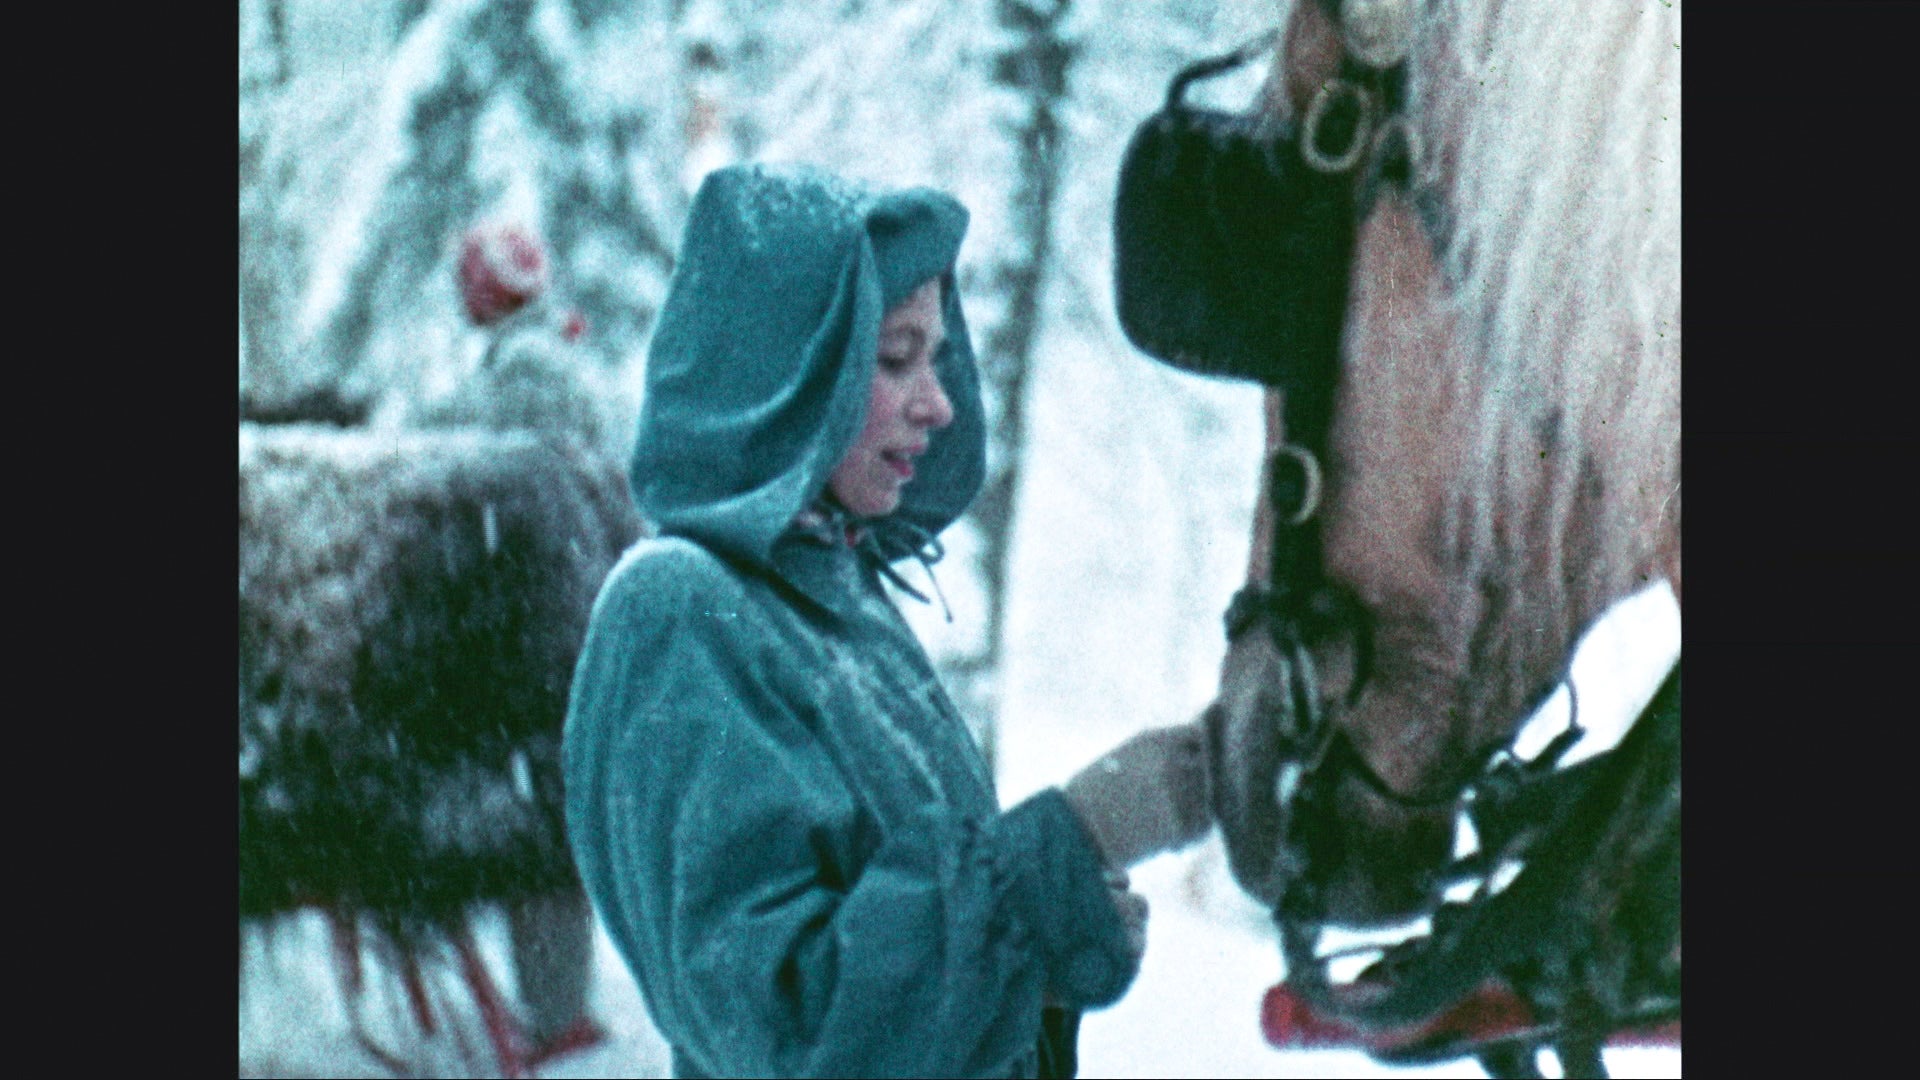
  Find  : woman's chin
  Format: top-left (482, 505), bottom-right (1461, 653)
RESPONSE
top-left (846, 490), bottom-right (901, 520)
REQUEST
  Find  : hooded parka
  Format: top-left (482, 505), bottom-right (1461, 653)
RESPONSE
top-left (564, 164), bottom-right (1139, 1079)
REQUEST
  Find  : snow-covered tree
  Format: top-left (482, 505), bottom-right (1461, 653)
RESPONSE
top-left (241, 0), bottom-right (697, 444)
top-left (239, 0), bottom-right (327, 419)
top-left (240, 0), bottom-right (1280, 775)
top-left (1009, 0), bottom-right (1280, 729)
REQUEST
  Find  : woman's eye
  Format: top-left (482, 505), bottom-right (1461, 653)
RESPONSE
top-left (880, 353), bottom-right (912, 373)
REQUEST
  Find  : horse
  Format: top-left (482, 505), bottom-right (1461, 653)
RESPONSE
top-left (1112, 1), bottom-right (1678, 1075)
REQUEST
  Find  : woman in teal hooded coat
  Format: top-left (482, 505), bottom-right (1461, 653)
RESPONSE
top-left (564, 164), bottom-right (1212, 1079)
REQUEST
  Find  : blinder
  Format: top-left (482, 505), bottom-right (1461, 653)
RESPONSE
top-left (1112, 33), bottom-right (1356, 389)
top-left (1112, 12), bottom-right (1416, 391)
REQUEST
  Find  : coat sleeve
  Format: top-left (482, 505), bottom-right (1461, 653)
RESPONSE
top-left (564, 546), bottom-right (1138, 1079)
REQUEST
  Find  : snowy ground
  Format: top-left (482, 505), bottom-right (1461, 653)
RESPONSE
top-left (238, 840), bottom-right (1679, 1079)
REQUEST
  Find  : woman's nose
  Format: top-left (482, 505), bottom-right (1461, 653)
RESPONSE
top-left (910, 370), bottom-right (954, 429)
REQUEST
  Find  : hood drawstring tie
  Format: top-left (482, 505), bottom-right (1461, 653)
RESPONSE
top-left (917, 555), bottom-right (954, 625)
top-left (791, 499), bottom-right (954, 624)
top-left (863, 519), bottom-right (955, 626)
top-left (875, 530), bottom-right (956, 622)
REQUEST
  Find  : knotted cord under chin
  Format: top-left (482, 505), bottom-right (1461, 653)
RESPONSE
top-left (858, 518), bottom-right (954, 624)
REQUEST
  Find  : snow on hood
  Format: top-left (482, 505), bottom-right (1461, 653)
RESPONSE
top-left (629, 163), bottom-right (985, 571)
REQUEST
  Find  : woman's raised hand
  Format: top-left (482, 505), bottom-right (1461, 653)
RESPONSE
top-left (1061, 720), bottom-right (1214, 869)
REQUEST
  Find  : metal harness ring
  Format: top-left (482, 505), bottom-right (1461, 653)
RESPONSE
top-left (1270, 444), bottom-right (1325, 527)
top-left (1301, 77), bottom-right (1376, 174)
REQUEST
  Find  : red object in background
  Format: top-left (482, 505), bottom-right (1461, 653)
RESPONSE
top-left (1260, 980), bottom-right (1680, 1056)
top-left (459, 223), bottom-right (550, 326)
top-left (525, 1017), bottom-right (610, 1069)
top-left (1261, 984), bottom-right (1364, 1048)
top-left (1369, 982), bottom-right (1538, 1055)
top-left (1610, 1019), bottom-right (1682, 1046)
top-left (561, 309), bottom-right (588, 342)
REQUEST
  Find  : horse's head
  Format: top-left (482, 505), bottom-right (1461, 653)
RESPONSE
top-left (1129, 0), bottom-right (1680, 929)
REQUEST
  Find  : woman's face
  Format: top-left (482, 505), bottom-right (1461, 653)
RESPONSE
top-left (829, 279), bottom-right (954, 518)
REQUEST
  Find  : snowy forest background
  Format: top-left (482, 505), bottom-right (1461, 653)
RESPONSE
top-left (237, 0), bottom-right (1288, 767)
top-left (238, 0), bottom-right (1681, 1075)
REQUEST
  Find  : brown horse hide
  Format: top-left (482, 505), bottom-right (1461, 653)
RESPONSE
top-left (1213, 0), bottom-right (1680, 927)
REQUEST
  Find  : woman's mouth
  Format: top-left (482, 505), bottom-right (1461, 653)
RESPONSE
top-left (881, 450), bottom-right (915, 480)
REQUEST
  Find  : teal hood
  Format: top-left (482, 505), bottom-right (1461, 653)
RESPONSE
top-left (631, 164), bottom-right (986, 572)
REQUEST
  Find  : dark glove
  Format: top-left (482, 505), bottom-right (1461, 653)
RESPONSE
top-left (1061, 721), bottom-right (1213, 869)
top-left (1045, 869), bottom-right (1148, 1012)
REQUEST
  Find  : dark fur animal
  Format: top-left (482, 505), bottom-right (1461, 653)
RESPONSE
top-left (239, 423), bottom-right (641, 1073)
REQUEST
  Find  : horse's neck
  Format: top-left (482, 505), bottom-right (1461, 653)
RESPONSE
top-left (1279, 0), bottom-right (1677, 783)
top-left (1412, 0), bottom-right (1681, 614)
